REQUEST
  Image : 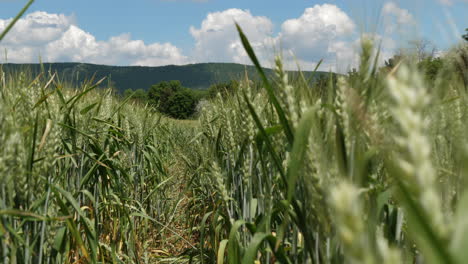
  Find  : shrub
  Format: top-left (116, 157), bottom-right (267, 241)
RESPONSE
top-left (207, 80), bottom-right (239, 98)
top-left (148, 80), bottom-right (197, 119)
top-left (123, 88), bottom-right (147, 102)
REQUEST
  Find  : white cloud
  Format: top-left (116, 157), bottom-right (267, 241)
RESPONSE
top-left (0, 11), bottom-right (188, 66)
top-left (190, 5), bottom-right (359, 72)
top-left (0, 4), bottom-right (411, 73)
top-left (438, 0), bottom-right (453, 5)
top-left (382, 2), bottom-right (415, 25)
top-left (382, 2), bottom-right (416, 34)
top-left (278, 4), bottom-right (356, 70)
top-left (282, 4), bottom-right (355, 37)
top-left (436, 0), bottom-right (468, 5)
top-left (190, 8), bottom-right (275, 65)
top-left (0, 11), bottom-right (74, 46)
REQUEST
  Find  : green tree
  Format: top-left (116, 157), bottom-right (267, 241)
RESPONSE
top-left (148, 80), bottom-right (181, 114)
top-left (463, 28), bottom-right (468, 41)
top-left (148, 80), bottom-right (197, 119)
top-left (418, 57), bottom-right (444, 82)
top-left (189, 89), bottom-right (209, 101)
top-left (207, 80), bottom-right (239, 98)
top-left (167, 90), bottom-right (197, 119)
top-left (123, 88), bottom-right (147, 102)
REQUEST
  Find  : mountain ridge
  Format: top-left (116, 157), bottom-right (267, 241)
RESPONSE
top-left (0, 62), bottom-right (329, 93)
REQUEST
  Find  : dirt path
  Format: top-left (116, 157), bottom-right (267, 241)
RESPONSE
top-left (147, 119), bottom-right (201, 263)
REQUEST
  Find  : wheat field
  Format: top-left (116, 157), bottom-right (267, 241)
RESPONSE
top-left (1, 1), bottom-right (468, 264)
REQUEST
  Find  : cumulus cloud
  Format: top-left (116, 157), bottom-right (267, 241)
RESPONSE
top-left (190, 8), bottom-right (275, 65)
top-left (436, 0), bottom-right (468, 5)
top-left (0, 11), bottom-right (74, 46)
top-left (0, 11), bottom-right (188, 66)
top-left (273, 3), bottom-right (404, 72)
top-left (278, 4), bottom-right (356, 70)
top-left (382, 2), bottom-right (415, 25)
top-left (438, 0), bottom-right (453, 4)
top-left (188, 4), bottom-right (412, 72)
top-left (190, 5), bottom-right (359, 72)
top-left (382, 2), bottom-right (416, 35)
top-left (0, 4), bottom-right (411, 73)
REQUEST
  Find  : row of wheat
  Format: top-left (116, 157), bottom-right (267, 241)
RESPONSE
top-left (0, 65), bottom-right (200, 263)
top-left (185, 25), bottom-right (468, 264)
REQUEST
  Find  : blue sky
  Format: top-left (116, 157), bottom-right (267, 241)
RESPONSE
top-left (0, 0), bottom-right (466, 71)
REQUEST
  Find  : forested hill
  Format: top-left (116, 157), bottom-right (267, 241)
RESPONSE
top-left (0, 62), bottom-right (329, 93)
